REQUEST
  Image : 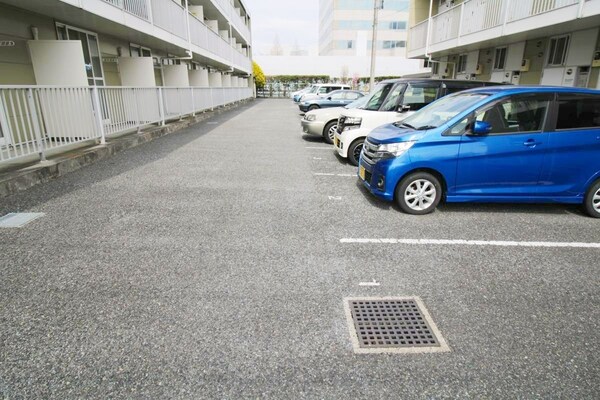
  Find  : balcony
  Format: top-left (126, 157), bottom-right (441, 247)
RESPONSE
top-left (210, 0), bottom-right (251, 43)
top-left (408, 0), bottom-right (600, 58)
top-left (58, 0), bottom-right (252, 72)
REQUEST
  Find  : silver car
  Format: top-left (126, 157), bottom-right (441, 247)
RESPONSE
top-left (300, 96), bottom-right (368, 144)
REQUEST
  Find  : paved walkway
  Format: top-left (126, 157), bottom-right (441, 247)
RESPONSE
top-left (1, 99), bottom-right (599, 398)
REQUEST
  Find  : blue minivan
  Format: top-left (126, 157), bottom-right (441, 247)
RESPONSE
top-left (359, 86), bottom-right (600, 217)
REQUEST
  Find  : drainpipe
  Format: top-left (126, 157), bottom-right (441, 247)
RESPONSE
top-left (424, 0), bottom-right (434, 62)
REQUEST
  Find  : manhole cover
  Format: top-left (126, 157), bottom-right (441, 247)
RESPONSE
top-left (0, 213), bottom-right (45, 228)
top-left (344, 297), bottom-right (450, 354)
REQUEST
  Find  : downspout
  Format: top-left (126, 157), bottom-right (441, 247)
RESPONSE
top-left (424, 0), bottom-right (434, 62)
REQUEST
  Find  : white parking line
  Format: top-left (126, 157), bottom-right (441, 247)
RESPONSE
top-left (305, 147), bottom-right (333, 150)
top-left (314, 173), bottom-right (355, 177)
top-left (340, 238), bottom-right (600, 249)
top-left (328, 196), bottom-right (342, 200)
top-left (358, 280), bottom-right (381, 287)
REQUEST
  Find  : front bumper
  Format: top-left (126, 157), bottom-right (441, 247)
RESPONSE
top-left (334, 127), bottom-right (369, 158)
top-left (358, 154), bottom-right (411, 202)
top-left (298, 104), bottom-right (310, 112)
top-left (301, 119), bottom-right (325, 136)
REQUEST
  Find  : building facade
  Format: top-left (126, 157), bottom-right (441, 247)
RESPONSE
top-left (407, 0), bottom-right (600, 88)
top-left (319, 0), bottom-right (411, 57)
top-left (0, 0), bottom-right (253, 164)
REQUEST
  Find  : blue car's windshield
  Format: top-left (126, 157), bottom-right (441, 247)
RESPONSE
top-left (396, 93), bottom-right (490, 130)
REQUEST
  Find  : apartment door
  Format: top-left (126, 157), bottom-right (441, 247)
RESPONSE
top-left (56, 23), bottom-right (105, 86)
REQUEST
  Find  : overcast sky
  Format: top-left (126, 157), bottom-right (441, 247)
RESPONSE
top-left (244, 0), bottom-right (319, 56)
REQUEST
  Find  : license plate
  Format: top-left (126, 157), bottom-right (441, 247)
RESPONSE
top-left (334, 137), bottom-right (339, 147)
top-left (359, 165), bottom-right (366, 180)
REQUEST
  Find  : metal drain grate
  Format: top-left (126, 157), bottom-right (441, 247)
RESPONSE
top-left (344, 297), bottom-right (450, 354)
top-left (0, 213), bottom-right (45, 228)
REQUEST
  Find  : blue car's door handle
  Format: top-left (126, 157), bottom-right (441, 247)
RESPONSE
top-left (523, 139), bottom-right (542, 147)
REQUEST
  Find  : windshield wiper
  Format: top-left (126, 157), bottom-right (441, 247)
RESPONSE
top-left (416, 125), bottom-right (437, 130)
top-left (395, 122), bottom-right (416, 129)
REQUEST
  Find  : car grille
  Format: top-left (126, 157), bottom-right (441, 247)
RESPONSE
top-left (364, 169), bottom-right (372, 184)
top-left (362, 138), bottom-right (379, 165)
top-left (337, 116), bottom-right (346, 133)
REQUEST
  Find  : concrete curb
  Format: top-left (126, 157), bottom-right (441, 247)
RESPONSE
top-left (0, 99), bottom-right (253, 198)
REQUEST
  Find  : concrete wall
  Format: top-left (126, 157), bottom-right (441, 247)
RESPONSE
top-left (0, 4), bottom-right (57, 85)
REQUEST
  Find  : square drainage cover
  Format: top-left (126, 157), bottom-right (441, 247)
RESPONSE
top-left (0, 213), bottom-right (45, 228)
top-left (344, 297), bottom-right (450, 354)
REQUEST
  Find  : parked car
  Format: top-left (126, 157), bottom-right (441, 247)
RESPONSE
top-left (301, 95), bottom-right (369, 144)
top-left (358, 86), bottom-right (600, 217)
top-left (299, 83), bottom-right (352, 102)
top-left (298, 90), bottom-right (364, 113)
top-left (292, 86), bottom-right (314, 103)
top-left (334, 79), bottom-right (504, 166)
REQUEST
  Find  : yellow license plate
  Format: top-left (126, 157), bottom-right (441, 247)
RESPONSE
top-left (359, 165), bottom-right (366, 180)
top-left (334, 137), bottom-right (339, 147)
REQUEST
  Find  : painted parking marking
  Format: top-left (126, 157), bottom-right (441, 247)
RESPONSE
top-left (328, 196), bottom-right (342, 200)
top-left (340, 238), bottom-right (600, 249)
top-left (305, 147), bottom-right (333, 150)
top-left (314, 173), bottom-right (356, 177)
top-left (313, 157), bottom-right (323, 160)
top-left (358, 280), bottom-right (381, 287)
top-left (0, 213), bottom-right (45, 228)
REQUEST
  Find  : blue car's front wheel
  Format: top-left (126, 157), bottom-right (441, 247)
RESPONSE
top-left (395, 172), bottom-right (442, 215)
top-left (584, 179), bottom-right (600, 218)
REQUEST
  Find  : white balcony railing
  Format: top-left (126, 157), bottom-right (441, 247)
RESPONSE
top-left (101, 0), bottom-right (150, 20)
top-left (409, 0), bottom-right (586, 54)
top-left (212, 0), bottom-right (251, 41)
top-left (151, 0), bottom-right (188, 39)
top-left (98, 0), bottom-right (252, 72)
top-left (0, 86), bottom-right (253, 164)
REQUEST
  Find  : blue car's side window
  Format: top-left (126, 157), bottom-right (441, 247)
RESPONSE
top-left (473, 95), bottom-right (551, 135)
top-left (555, 94), bottom-right (600, 130)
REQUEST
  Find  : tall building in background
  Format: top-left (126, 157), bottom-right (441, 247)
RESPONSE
top-left (319, 0), bottom-right (410, 57)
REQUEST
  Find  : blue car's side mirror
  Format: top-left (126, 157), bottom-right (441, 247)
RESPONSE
top-left (472, 121), bottom-right (492, 135)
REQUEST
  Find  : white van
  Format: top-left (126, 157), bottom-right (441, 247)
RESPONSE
top-left (299, 83), bottom-right (352, 102)
top-left (334, 79), bottom-right (503, 165)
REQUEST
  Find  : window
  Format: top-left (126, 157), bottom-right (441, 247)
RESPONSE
top-left (56, 23), bottom-right (104, 86)
top-left (318, 87), bottom-right (329, 94)
top-left (380, 84), bottom-right (406, 111)
top-left (189, 62), bottom-right (201, 71)
top-left (130, 43), bottom-right (151, 58)
top-left (163, 54), bottom-right (181, 65)
top-left (493, 47), bottom-right (507, 70)
top-left (329, 91), bottom-right (345, 100)
top-left (474, 95), bottom-right (550, 135)
top-left (555, 95), bottom-right (600, 130)
top-left (431, 62), bottom-right (439, 75)
top-left (389, 21), bottom-right (406, 30)
top-left (365, 83), bottom-right (394, 111)
top-left (547, 35), bottom-right (570, 66)
top-left (401, 84), bottom-right (440, 111)
top-left (457, 54), bottom-right (467, 73)
top-left (345, 92), bottom-right (361, 100)
top-left (347, 40), bottom-right (353, 49)
top-left (382, 40), bottom-right (406, 49)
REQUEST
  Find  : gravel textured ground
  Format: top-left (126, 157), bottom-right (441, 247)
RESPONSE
top-left (1, 99), bottom-right (599, 399)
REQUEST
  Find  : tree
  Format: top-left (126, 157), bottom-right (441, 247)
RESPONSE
top-left (253, 61), bottom-right (266, 89)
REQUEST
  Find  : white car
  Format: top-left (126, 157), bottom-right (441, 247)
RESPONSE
top-left (334, 79), bottom-right (501, 165)
top-left (299, 83), bottom-right (352, 102)
top-left (300, 96), bottom-right (368, 144)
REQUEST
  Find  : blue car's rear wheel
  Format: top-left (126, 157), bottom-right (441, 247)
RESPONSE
top-left (308, 105), bottom-right (319, 111)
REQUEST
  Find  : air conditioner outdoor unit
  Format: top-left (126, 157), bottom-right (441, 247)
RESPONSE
top-left (520, 59), bottom-right (530, 72)
top-left (474, 64), bottom-right (483, 75)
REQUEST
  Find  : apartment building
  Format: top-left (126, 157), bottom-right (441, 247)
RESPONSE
top-left (319, 0), bottom-right (411, 57)
top-left (0, 0), bottom-right (253, 165)
top-left (407, 0), bottom-right (600, 88)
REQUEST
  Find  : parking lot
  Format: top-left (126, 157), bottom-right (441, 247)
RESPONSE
top-left (1, 98), bottom-right (599, 398)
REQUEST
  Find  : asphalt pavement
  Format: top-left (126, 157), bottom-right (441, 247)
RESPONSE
top-left (1, 99), bottom-right (599, 399)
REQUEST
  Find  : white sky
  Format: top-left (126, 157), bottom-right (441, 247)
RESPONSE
top-left (243, 0), bottom-right (319, 55)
